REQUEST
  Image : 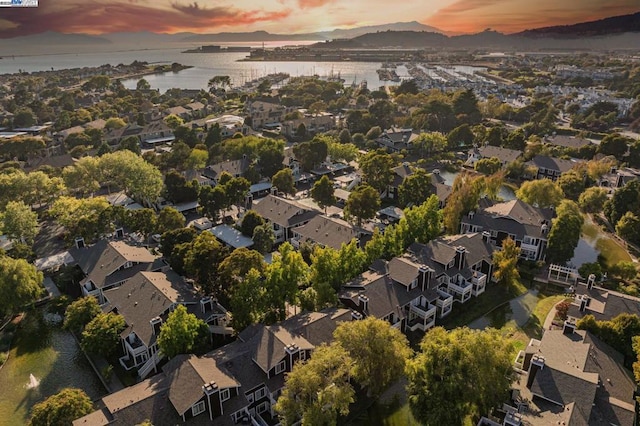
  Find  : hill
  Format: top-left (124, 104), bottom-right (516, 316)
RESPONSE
top-left (6, 31), bottom-right (111, 45)
top-left (516, 11), bottom-right (640, 37)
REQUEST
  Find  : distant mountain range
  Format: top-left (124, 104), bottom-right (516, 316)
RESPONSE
top-left (2, 12), bottom-right (639, 50)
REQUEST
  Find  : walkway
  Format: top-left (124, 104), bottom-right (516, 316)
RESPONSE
top-left (42, 276), bottom-right (61, 298)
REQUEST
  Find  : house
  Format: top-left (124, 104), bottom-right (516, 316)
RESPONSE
top-left (102, 270), bottom-right (229, 378)
top-left (252, 194), bottom-right (319, 244)
top-left (466, 145), bottom-right (522, 168)
top-left (545, 134), bottom-right (592, 150)
top-left (428, 171), bottom-right (452, 208)
top-left (202, 115), bottom-right (248, 138)
top-left (103, 121), bottom-right (175, 147)
top-left (505, 328), bottom-right (636, 426)
top-left (74, 308), bottom-right (352, 426)
top-left (598, 166), bottom-right (640, 193)
top-left (165, 105), bottom-right (191, 120)
top-left (525, 155), bottom-right (578, 181)
top-left (387, 163), bottom-right (412, 199)
top-left (460, 198), bottom-right (554, 261)
top-left (203, 157), bottom-right (251, 184)
top-left (291, 215), bottom-right (362, 250)
top-left (69, 240), bottom-right (165, 303)
top-left (375, 127), bottom-right (419, 152)
top-left (566, 279), bottom-right (640, 324)
top-left (281, 113), bottom-right (336, 138)
top-left (209, 225), bottom-right (254, 249)
top-left (244, 100), bottom-right (293, 129)
top-left (409, 233), bottom-right (494, 304)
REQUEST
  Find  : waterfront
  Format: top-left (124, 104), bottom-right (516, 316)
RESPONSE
top-left (0, 312), bottom-right (106, 426)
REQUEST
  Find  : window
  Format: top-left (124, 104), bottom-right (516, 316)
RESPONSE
top-left (246, 392), bottom-right (254, 404)
top-left (192, 400), bottom-right (206, 416)
top-left (257, 402), bottom-right (269, 414)
top-left (410, 279), bottom-right (418, 289)
top-left (255, 387), bottom-right (267, 400)
top-left (275, 360), bottom-right (286, 375)
top-left (300, 350), bottom-right (306, 361)
top-left (220, 388), bottom-right (230, 402)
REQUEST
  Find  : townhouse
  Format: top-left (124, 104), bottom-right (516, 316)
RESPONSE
top-left (375, 127), bottom-right (419, 152)
top-left (291, 215), bottom-right (364, 250)
top-left (252, 194), bottom-right (319, 244)
top-left (525, 155), bottom-right (578, 181)
top-left (466, 145), bottom-right (523, 168)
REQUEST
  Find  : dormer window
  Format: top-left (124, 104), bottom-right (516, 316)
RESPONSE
top-left (410, 279), bottom-right (418, 289)
top-left (124, 261), bottom-right (132, 269)
top-left (275, 360), bottom-right (287, 375)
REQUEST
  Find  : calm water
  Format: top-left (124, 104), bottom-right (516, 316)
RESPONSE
top-left (437, 170), bottom-right (516, 201)
top-left (0, 46), bottom-right (487, 91)
top-left (0, 312), bottom-right (105, 426)
top-left (469, 289), bottom-right (540, 330)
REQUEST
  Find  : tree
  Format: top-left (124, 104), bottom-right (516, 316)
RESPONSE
top-left (164, 114), bottom-right (184, 130)
top-left (104, 117), bottom-right (126, 130)
top-left (398, 168), bottom-right (431, 208)
top-left (578, 313), bottom-right (640, 359)
top-left (119, 135), bottom-right (141, 155)
top-left (452, 89), bottom-right (481, 124)
top-left (406, 327), bottom-right (515, 426)
top-left (185, 148), bottom-right (208, 171)
top-left (28, 388), bottom-right (93, 426)
top-left (579, 187), bottom-right (608, 213)
top-left (264, 242), bottom-right (309, 320)
top-left (183, 232), bottom-right (228, 294)
top-left (610, 261), bottom-right (637, 280)
top-left (157, 207), bottom-right (186, 234)
top-left (230, 268), bottom-right (266, 331)
top-left (402, 195), bottom-right (442, 244)
top-left (338, 128), bottom-right (352, 143)
top-left (272, 168), bottom-right (296, 197)
top-left (334, 317), bottom-right (412, 397)
top-left (63, 296), bottom-right (101, 333)
top-left (1, 200), bottom-right (38, 243)
top-left (359, 150), bottom-right (395, 193)
top-left (157, 305), bottom-right (209, 358)
top-left (310, 175), bottom-right (336, 213)
top-left (274, 343), bottom-right (355, 426)
top-left (492, 237), bottom-right (521, 285)
top-left (13, 107), bottom-right (37, 128)
top-left (293, 138), bottom-right (328, 171)
top-left (241, 210), bottom-right (265, 237)
top-left (547, 200), bottom-right (584, 264)
top-left (124, 208), bottom-right (157, 241)
top-left (256, 138), bottom-right (285, 178)
top-left (100, 151), bottom-right (164, 202)
top-left (557, 170), bottom-right (585, 201)
top-left (605, 180), bottom-right (640, 226)
top-left (199, 185), bottom-right (227, 223)
top-left (136, 78), bottom-right (151, 91)
top-left (447, 124), bottom-right (474, 148)
top-left (344, 185), bottom-right (380, 226)
top-left (616, 212), bottom-right (640, 245)
top-left (81, 312), bottom-right (126, 356)
top-left (599, 133), bottom-right (630, 157)
top-left (224, 177), bottom-right (250, 207)
top-left (253, 223), bottom-right (275, 254)
top-left (443, 173), bottom-right (483, 234)
top-left (0, 254), bottom-right (43, 316)
top-left (516, 179), bottom-right (564, 208)
top-left (474, 157), bottom-right (502, 175)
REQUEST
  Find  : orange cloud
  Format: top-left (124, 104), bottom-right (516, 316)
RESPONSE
top-left (297, 0), bottom-right (335, 9)
top-left (0, 0), bottom-right (292, 38)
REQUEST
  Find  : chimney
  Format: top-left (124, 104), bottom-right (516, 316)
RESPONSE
top-left (541, 223), bottom-right (548, 235)
top-left (455, 246), bottom-right (466, 270)
top-left (526, 355), bottom-right (545, 389)
top-left (419, 265), bottom-right (430, 291)
top-left (482, 231), bottom-right (491, 242)
top-left (358, 295), bottom-right (369, 312)
top-left (150, 317), bottom-right (163, 335)
top-left (351, 310), bottom-right (363, 321)
top-left (200, 296), bottom-right (213, 313)
top-left (579, 296), bottom-right (588, 312)
top-left (587, 274), bottom-right (596, 289)
top-left (468, 211), bottom-right (475, 219)
top-left (115, 227), bottom-right (124, 239)
top-left (75, 237), bottom-right (85, 249)
top-left (563, 319), bottom-right (576, 335)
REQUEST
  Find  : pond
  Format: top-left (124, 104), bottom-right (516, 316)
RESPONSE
top-left (437, 170), bottom-right (516, 201)
top-left (569, 220), bottom-right (632, 269)
top-left (0, 311), bottom-right (106, 426)
top-left (468, 289), bottom-right (539, 330)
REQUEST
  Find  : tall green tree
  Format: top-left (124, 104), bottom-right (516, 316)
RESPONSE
top-left (547, 200), bottom-right (584, 264)
top-left (183, 232), bottom-right (229, 294)
top-left (557, 170), bottom-right (585, 201)
top-left (360, 150), bottom-right (395, 194)
top-left (605, 180), bottom-right (640, 227)
top-left (616, 211), bottom-right (640, 245)
top-left (81, 312), bottom-right (126, 356)
top-left (240, 210), bottom-right (265, 237)
top-left (275, 343), bottom-right (355, 426)
top-left (443, 173), bottom-right (483, 234)
top-left (310, 175), bottom-right (336, 213)
top-left (199, 184), bottom-right (227, 222)
top-left (272, 168), bottom-right (296, 197)
top-left (579, 187), bottom-right (608, 213)
top-left (252, 223), bottom-right (275, 254)
top-left (230, 268), bottom-right (266, 331)
top-left (1, 200), bottom-right (38, 243)
top-left (516, 179), bottom-right (564, 208)
top-left (402, 195), bottom-right (442, 244)
top-left (0, 254), bottom-right (43, 316)
top-left (157, 305), bottom-right (209, 358)
top-left (63, 297), bottom-right (101, 333)
top-left (474, 157), bottom-right (502, 175)
top-left (406, 327), bottom-right (515, 426)
top-left (157, 207), bottom-right (186, 234)
top-left (334, 317), bottom-right (412, 397)
top-left (265, 242), bottom-right (309, 320)
top-left (398, 168), bottom-right (431, 208)
top-left (492, 237), bottom-right (520, 285)
top-left (28, 388), bottom-right (93, 426)
top-left (344, 184), bottom-right (380, 226)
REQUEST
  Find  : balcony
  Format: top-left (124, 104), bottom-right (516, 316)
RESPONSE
top-left (470, 272), bottom-right (487, 297)
top-left (409, 301), bottom-right (437, 320)
top-left (435, 290), bottom-right (453, 317)
top-left (446, 278), bottom-right (472, 303)
top-left (124, 333), bottom-right (147, 356)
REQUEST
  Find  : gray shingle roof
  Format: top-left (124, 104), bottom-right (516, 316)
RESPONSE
top-left (477, 145), bottom-right (522, 163)
top-left (252, 194), bottom-right (319, 228)
top-left (293, 215), bottom-right (358, 250)
top-left (527, 155), bottom-right (578, 174)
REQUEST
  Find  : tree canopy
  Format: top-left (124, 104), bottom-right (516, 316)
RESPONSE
top-left (157, 304), bottom-right (209, 358)
top-left (493, 237), bottom-right (520, 285)
top-left (1, 200), bottom-right (38, 244)
top-left (547, 200), bottom-right (584, 264)
top-left (359, 150), bottom-right (396, 193)
top-left (63, 296), bottom-right (101, 333)
top-left (0, 254), bottom-right (43, 316)
top-left (28, 388), bottom-right (93, 426)
top-left (406, 327), bottom-right (515, 426)
top-left (310, 175), bottom-right (336, 213)
top-left (81, 312), bottom-right (126, 356)
top-left (344, 184), bottom-right (380, 226)
top-left (516, 179), bottom-right (564, 208)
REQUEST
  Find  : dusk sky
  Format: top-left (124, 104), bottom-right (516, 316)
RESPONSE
top-left (0, 0), bottom-right (638, 38)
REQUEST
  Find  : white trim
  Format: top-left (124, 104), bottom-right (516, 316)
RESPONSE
top-left (220, 388), bottom-right (230, 402)
top-left (275, 360), bottom-right (286, 375)
top-left (192, 400), bottom-right (206, 416)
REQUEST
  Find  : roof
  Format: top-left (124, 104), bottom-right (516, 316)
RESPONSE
top-left (293, 215), bottom-right (358, 250)
top-left (163, 354), bottom-right (240, 416)
top-left (252, 194), bottom-right (318, 228)
top-left (69, 240), bottom-right (160, 289)
top-left (461, 198), bottom-right (554, 240)
top-left (408, 233), bottom-right (494, 275)
top-left (103, 271), bottom-right (200, 346)
top-left (209, 225), bottom-right (254, 249)
top-left (477, 145), bottom-right (522, 163)
top-left (568, 283), bottom-right (640, 322)
top-left (527, 155), bottom-right (578, 174)
top-left (252, 325), bottom-right (314, 373)
top-left (546, 135), bottom-right (591, 149)
top-left (388, 256), bottom-right (422, 286)
top-left (204, 158), bottom-right (251, 179)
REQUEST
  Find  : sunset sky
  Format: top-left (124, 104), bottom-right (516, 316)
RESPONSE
top-left (0, 0), bottom-right (638, 38)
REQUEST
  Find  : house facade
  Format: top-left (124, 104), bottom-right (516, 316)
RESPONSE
top-left (466, 145), bottom-right (522, 168)
top-left (375, 127), bottom-right (419, 152)
top-left (460, 198), bottom-right (554, 261)
top-left (525, 155), bottom-right (578, 181)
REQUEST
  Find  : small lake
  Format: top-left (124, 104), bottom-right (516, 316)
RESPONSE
top-left (468, 289), bottom-right (539, 330)
top-left (569, 220), bottom-right (632, 269)
top-left (0, 311), bottom-right (106, 425)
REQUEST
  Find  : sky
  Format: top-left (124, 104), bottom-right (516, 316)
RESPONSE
top-left (0, 0), bottom-right (638, 38)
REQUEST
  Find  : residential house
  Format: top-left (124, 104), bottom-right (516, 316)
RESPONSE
top-left (252, 194), bottom-right (319, 244)
top-left (460, 198), bottom-right (554, 261)
top-left (74, 308), bottom-right (352, 426)
top-left (503, 328), bottom-right (636, 426)
top-left (525, 155), bottom-right (578, 181)
top-left (102, 270), bottom-right (229, 378)
top-left (544, 134), bottom-right (592, 150)
top-left (291, 215), bottom-right (363, 250)
top-left (201, 115), bottom-right (248, 138)
top-left (387, 163), bottom-right (412, 199)
top-left (566, 280), bottom-right (640, 324)
top-left (281, 113), bottom-right (336, 138)
top-left (165, 105), bottom-right (191, 120)
top-left (428, 171), bottom-right (452, 208)
top-left (598, 166), bottom-right (640, 193)
top-left (466, 145), bottom-right (522, 168)
top-left (244, 100), bottom-right (293, 129)
top-left (203, 157), bottom-right (251, 185)
top-left (69, 240), bottom-right (165, 303)
top-left (375, 127), bottom-right (419, 152)
top-left (103, 121), bottom-right (175, 147)
top-left (209, 225), bottom-right (254, 250)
